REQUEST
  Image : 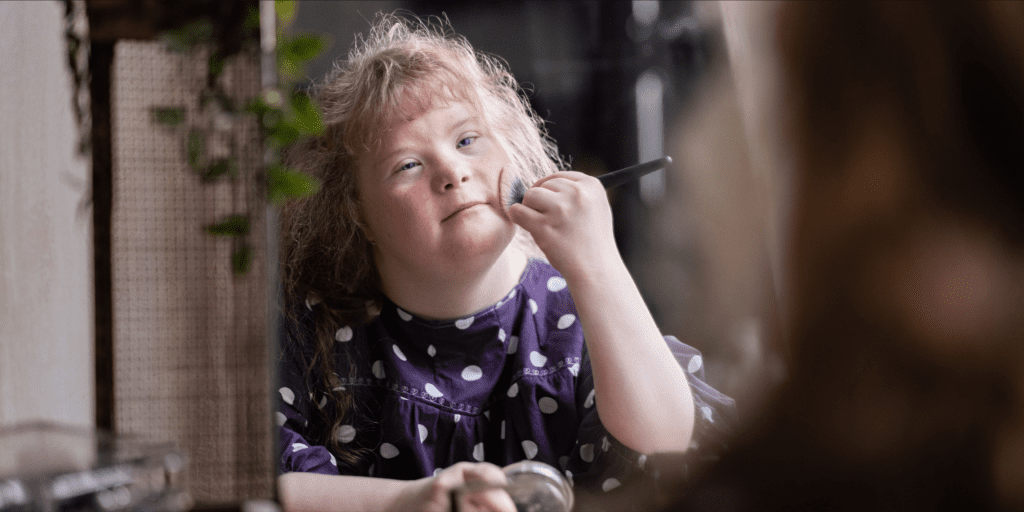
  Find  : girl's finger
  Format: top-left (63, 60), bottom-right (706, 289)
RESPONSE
top-left (460, 464), bottom-right (515, 512)
top-left (520, 186), bottom-right (564, 214)
top-left (530, 170), bottom-right (588, 188)
top-left (507, 203), bottom-right (549, 235)
top-left (462, 462), bottom-right (508, 487)
top-left (466, 489), bottom-right (517, 512)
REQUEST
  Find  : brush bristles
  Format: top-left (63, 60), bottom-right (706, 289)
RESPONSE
top-left (506, 177), bottom-right (528, 207)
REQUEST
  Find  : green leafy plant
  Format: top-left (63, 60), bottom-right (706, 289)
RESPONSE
top-left (152, 1), bottom-right (325, 275)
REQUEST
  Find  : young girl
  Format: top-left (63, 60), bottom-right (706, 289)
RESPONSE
top-left (276, 14), bottom-right (734, 512)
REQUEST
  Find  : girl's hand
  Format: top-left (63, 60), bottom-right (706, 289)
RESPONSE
top-left (388, 462), bottom-right (515, 512)
top-left (508, 171), bottom-right (622, 283)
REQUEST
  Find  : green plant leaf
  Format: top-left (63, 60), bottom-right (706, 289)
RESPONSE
top-left (268, 165), bottom-right (320, 204)
top-left (290, 94), bottom-right (324, 135)
top-left (151, 107), bottom-right (185, 127)
top-left (244, 5), bottom-right (260, 30)
top-left (208, 52), bottom-right (225, 80)
top-left (268, 122), bottom-right (300, 148)
top-left (186, 130), bottom-right (204, 170)
top-left (280, 34), bottom-right (324, 63)
top-left (202, 158), bottom-right (235, 182)
top-left (275, 0), bottom-right (296, 26)
top-left (232, 245), bottom-right (253, 275)
top-left (206, 214), bottom-right (250, 236)
top-left (161, 18), bottom-right (213, 53)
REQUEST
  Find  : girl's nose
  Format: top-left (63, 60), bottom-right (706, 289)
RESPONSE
top-left (433, 158), bottom-right (472, 193)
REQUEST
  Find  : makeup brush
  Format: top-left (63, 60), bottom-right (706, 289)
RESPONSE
top-left (505, 156), bottom-right (673, 207)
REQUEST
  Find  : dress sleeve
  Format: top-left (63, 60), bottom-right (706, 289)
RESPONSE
top-left (277, 308), bottom-right (341, 475)
top-left (564, 335), bottom-right (736, 493)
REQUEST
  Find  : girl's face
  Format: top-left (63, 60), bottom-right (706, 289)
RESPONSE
top-left (356, 98), bottom-right (517, 282)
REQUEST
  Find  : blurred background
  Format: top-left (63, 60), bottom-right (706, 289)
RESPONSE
top-left (1, 0), bottom-right (787, 508)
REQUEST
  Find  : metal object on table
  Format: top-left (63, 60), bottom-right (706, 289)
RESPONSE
top-left (450, 460), bottom-right (573, 512)
top-left (0, 422), bottom-right (191, 512)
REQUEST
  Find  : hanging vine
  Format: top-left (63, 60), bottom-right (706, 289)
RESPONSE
top-left (151, 0), bottom-right (324, 275)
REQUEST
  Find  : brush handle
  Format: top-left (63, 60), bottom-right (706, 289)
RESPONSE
top-left (597, 156), bottom-right (672, 189)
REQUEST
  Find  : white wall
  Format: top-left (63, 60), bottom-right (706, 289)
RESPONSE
top-left (0, 1), bottom-right (94, 428)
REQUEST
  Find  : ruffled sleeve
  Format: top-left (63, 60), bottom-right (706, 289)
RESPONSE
top-left (564, 335), bottom-right (736, 493)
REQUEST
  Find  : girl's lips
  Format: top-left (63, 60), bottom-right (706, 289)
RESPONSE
top-left (442, 201), bottom-right (487, 221)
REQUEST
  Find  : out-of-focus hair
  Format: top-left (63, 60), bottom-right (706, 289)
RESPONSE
top-left (279, 13), bottom-right (565, 465)
top-left (659, 2), bottom-right (1024, 510)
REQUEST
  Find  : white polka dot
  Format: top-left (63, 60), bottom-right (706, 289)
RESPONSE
top-left (687, 355), bottom-right (703, 373)
top-left (508, 289), bottom-right (516, 300)
top-left (702, 405), bottom-right (714, 423)
top-left (454, 414), bottom-right (461, 422)
top-left (689, 441), bottom-right (700, 451)
top-left (279, 387), bottom-right (295, 405)
top-left (418, 424), bottom-right (428, 443)
top-left (461, 365), bottom-right (483, 381)
top-left (425, 383), bottom-right (443, 397)
top-left (483, 410), bottom-right (490, 420)
top-left (602, 478), bottom-right (621, 492)
top-left (473, 443), bottom-right (485, 461)
top-left (547, 276), bottom-right (567, 292)
top-left (434, 468), bottom-right (443, 477)
top-left (522, 440), bottom-right (538, 459)
top-left (556, 314), bottom-right (576, 329)
top-left (498, 328), bottom-right (506, 342)
top-left (305, 296), bottom-right (319, 310)
top-left (501, 421), bottom-right (506, 439)
top-left (507, 336), bottom-right (519, 354)
top-left (392, 344), bottom-right (407, 361)
top-left (336, 425), bottom-right (356, 443)
top-left (559, 456), bottom-right (569, 470)
top-left (530, 351), bottom-right (548, 367)
top-left (397, 308), bottom-right (412, 321)
top-left (380, 443), bottom-right (399, 459)
top-left (318, 395), bottom-right (327, 409)
top-left (637, 454), bottom-right (647, 469)
top-left (568, 363), bottom-right (580, 377)
top-left (539, 397), bottom-right (558, 414)
top-left (427, 344), bottom-right (436, 357)
top-left (333, 385), bottom-right (346, 392)
top-left (507, 382), bottom-right (519, 398)
top-left (529, 299), bottom-right (538, 314)
top-left (455, 316), bottom-right (474, 329)
top-left (274, 412), bottom-right (287, 426)
top-left (584, 389), bottom-right (596, 408)
top-left (565, 470), bottom-right (574, 487)
top-left (329, 453), bottom-right (337, 466)
top-left (602, 436), bottom-right (610, 452)
top-left (335, 326), bottom-right (353, 342)
top-left (580, 444), bottom-right (595, 462)
top-left (291, 443), bottom-right (308, 452)
top-left (372, 360), bottom-right (385, 379)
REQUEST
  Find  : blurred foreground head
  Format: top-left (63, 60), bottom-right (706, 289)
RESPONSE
top-left (666, 2), bottom-right (1024, 510)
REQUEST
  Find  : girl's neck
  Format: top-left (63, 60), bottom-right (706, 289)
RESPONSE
top-left (379, 247), bottom-right (529, 321)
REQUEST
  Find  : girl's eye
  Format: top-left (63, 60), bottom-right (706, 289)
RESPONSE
top-left (457, 136), bottom-right (476, 148)
top-left (397, 161), bottom-right (419, 172)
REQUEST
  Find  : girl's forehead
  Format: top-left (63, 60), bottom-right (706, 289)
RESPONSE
top-left (376, 95), bottom-right (488, 144)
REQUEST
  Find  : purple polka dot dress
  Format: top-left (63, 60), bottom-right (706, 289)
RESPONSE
top-left (278, 259), bottom-right (735, 491)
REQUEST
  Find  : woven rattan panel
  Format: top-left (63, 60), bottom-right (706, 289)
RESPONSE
top-left (111, 41), bottom-right (273, 503)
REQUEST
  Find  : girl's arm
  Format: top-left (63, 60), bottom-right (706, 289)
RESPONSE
top-left (278, 462), bottom-right (515, 512)
top-left (508, 171), bottom-right (695, 454)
